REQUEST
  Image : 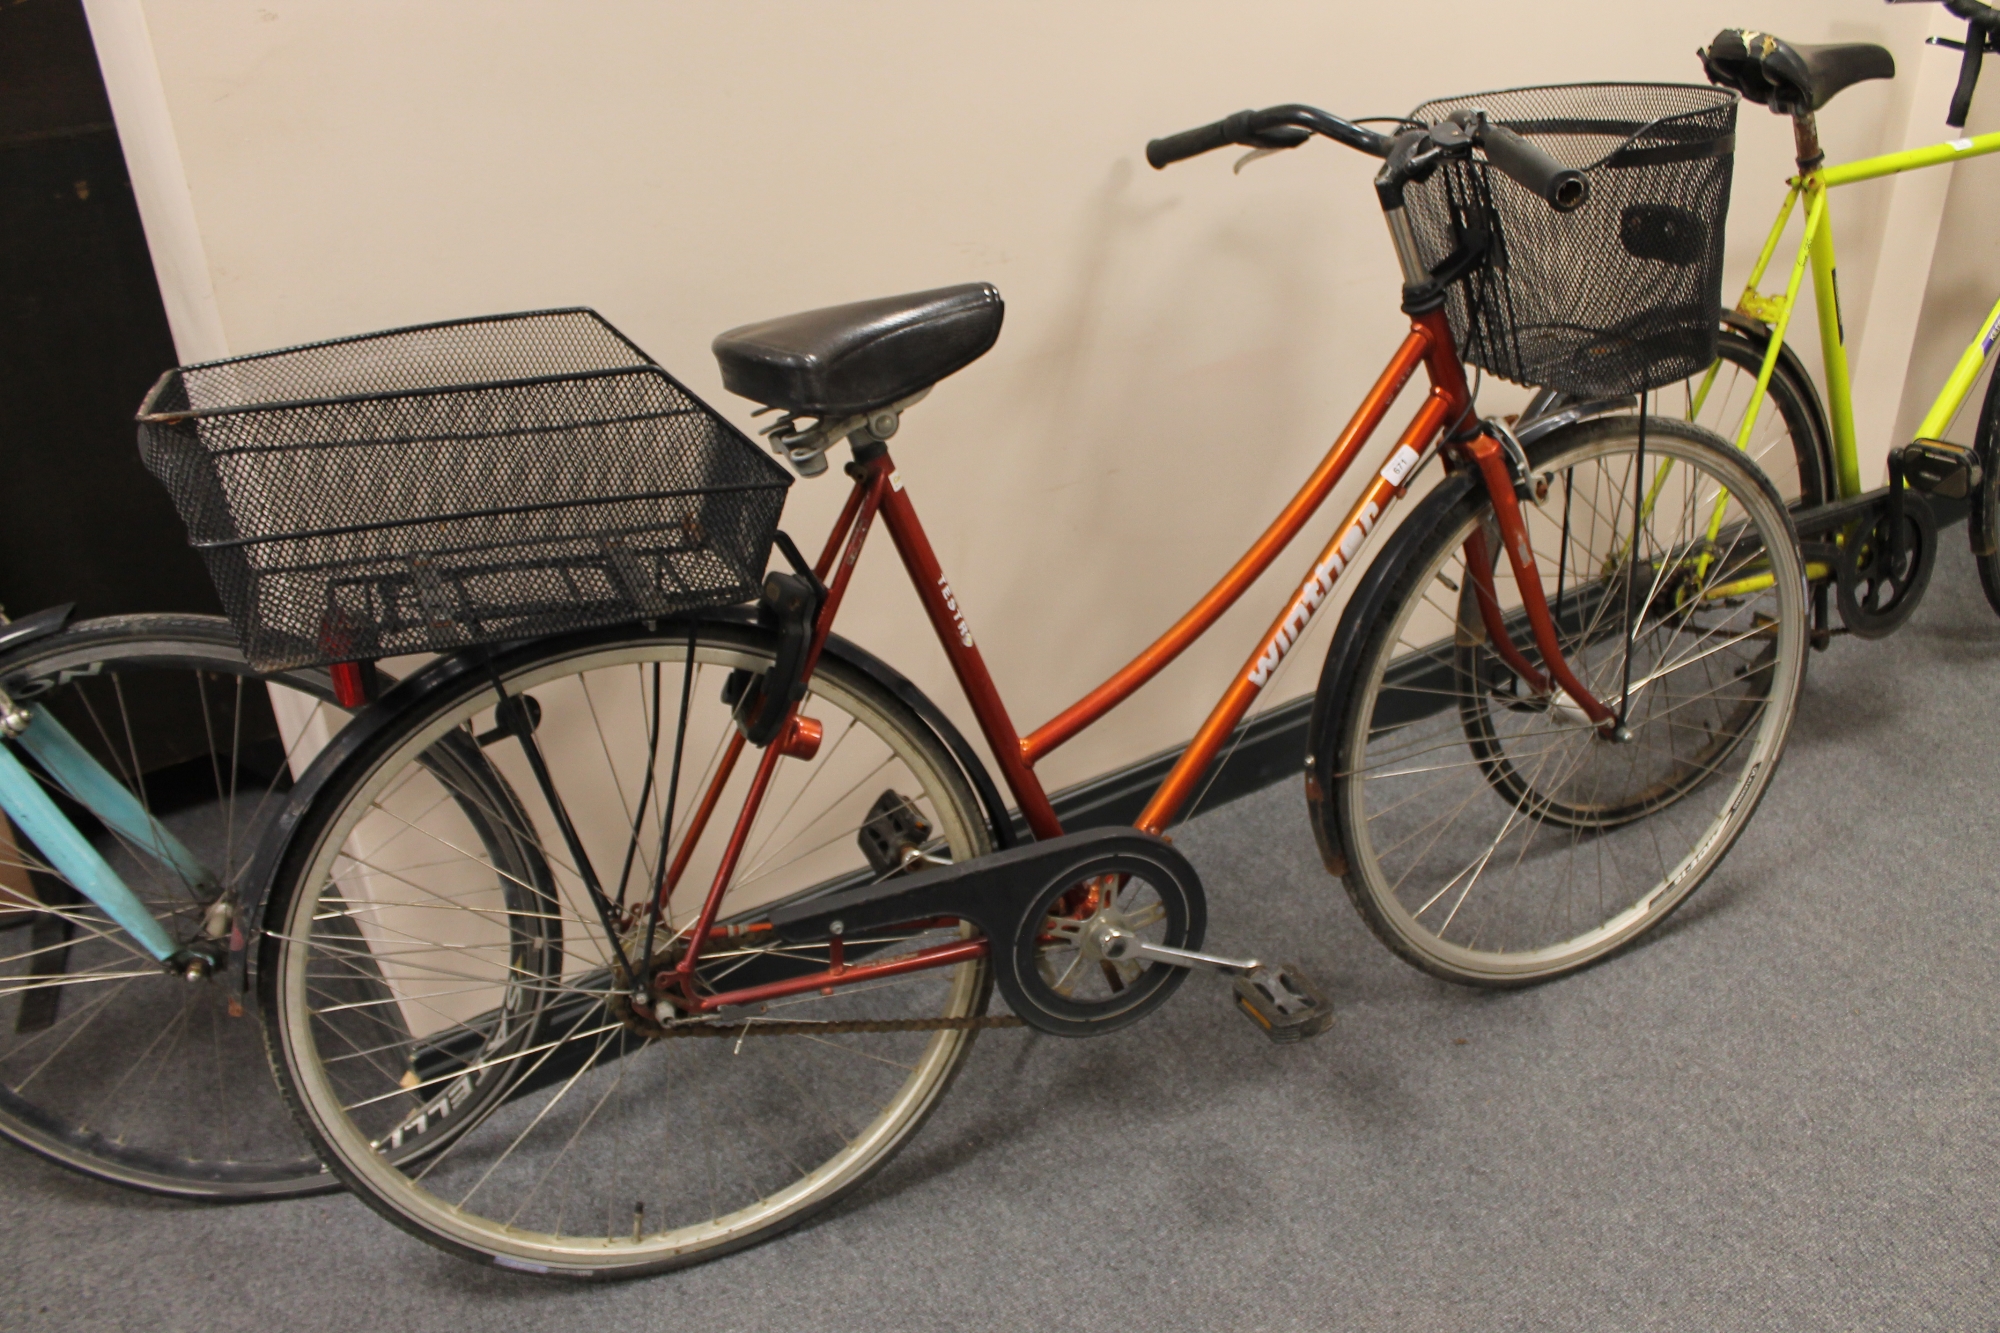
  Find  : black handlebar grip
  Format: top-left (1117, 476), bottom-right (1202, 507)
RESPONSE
top-left (1479, 123), bottom-right (1589, 212)
top-left (1948, 22), bottom-right (1988, 128)
top-left (1146, 113), bottom-right (1248, 170)
top-left (1946, 2), bottom-right (2000, 28)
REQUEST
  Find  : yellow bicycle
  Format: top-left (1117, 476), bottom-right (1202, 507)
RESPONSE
top-left (1536, 2), bottom-right (2000, 638)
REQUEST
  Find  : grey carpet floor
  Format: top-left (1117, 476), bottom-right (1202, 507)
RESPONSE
top-left (8, 553), bottom-right (2000, 1333)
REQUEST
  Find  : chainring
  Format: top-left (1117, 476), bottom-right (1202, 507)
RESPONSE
top-left (1835, 497), bottom-right (1935, 639)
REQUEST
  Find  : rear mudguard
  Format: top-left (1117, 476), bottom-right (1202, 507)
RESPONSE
top-left (237, 611), bottom-right (1012, 987)
top-left (1718, 310), bottom-right (1832, 470)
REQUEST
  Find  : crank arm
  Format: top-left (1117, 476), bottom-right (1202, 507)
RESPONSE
top-left (1127, 940), bottom-right (1262, 974)
top-left (1132, 941), bottom-right (1337, 1045)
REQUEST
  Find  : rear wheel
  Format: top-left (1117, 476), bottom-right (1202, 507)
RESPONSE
top-left (0, 614), bottom-right (346, 1198)
top-left (263, 622), bottom-right (992, 1278)
top-left (1315, 417), bottom-right (1807, 986)
top-left (1532, 323), bottom-right (1834, 513)
top-left (1968, 359), bottom-right (2000, 616)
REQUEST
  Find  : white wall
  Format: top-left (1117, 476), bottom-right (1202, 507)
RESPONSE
top-left (92, 0), bottom-right (1953, 799)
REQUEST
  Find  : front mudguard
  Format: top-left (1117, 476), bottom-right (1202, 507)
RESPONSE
top-left (1303, 466), bottom-right (1479, 879)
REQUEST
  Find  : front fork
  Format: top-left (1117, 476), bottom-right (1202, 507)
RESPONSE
top-left (1456, 432), bottom-right (1620, 734)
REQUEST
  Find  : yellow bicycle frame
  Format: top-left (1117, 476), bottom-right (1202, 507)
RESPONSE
top-left (1732, 126), bottom-right (2000, 500)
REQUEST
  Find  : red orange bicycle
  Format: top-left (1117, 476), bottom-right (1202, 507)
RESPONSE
top-left (229, 85), bottom-right (1806, 1276)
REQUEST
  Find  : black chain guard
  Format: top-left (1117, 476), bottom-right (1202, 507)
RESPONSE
top-left (999, 844), bottom-right (1204, 1037)
top-left (767, 826), bottom-right (1206, 1037)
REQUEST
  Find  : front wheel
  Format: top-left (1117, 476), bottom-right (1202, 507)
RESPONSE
top-left (262, 621), bottom-right (993, 1278)
top-left (1313, 417), bottom-right (1808, 986)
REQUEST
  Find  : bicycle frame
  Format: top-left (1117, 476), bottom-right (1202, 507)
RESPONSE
top-left (654, 305), bottom-right (1610, 1016)
top-left (1721, 125), bottom-right (2000, 499)
top-left (0, 705), bottom-right (215, 962)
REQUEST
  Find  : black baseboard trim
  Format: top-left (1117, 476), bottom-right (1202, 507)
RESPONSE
top-left (1019, 556), bottom-right (1595, 839)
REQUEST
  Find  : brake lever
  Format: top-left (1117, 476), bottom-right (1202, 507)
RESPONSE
top-left (1233, 146), bottom-right (1286, 174)
top-left (1229, 121), bottom-right (1314, 175)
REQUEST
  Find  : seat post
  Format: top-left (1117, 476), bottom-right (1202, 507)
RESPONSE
top-left (1791, 111), bottom-right (1824, 174)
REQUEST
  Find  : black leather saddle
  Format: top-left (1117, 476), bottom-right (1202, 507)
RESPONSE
top-left (1701, 29), bottom-right (1894, 115)
top-left (712, 283), bottom-right (1003, 417)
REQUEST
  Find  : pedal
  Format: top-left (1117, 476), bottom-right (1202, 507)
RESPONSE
top-left (857, 790), bottom-right (933, 878)
top-left (1898, 439), bottom-right (1980, 500)
top-left (1231, 963), bottom-right (1333, 1044)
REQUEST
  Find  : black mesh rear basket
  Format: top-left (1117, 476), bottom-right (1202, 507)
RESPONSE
top-left (1404, 83), bottom-right (1737, 399)
top-left (137, 309), bottom-right (792, 671)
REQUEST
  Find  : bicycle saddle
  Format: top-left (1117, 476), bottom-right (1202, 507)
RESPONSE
top-left (1700, 29), bottom-right (1894, 115)
top-left (713, 282), bottom-right (1003, 417)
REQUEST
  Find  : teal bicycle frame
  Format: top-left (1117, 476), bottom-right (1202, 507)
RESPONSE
top-left (0, 696), bottom-right (217, 963)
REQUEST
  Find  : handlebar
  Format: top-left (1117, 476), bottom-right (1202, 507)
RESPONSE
top-left (1145, 105), bottom-right (1393, 169)
top-left (1145, 112), bottom-right (1284, 169)
top-left (1914, 1), bottom-right (2000, 127)
top-left (1144, 118), bottom-right (1233, 170)
top-left (1946, 0), bottom-right (2000, 127)
top-left (1148, 102), bottom-right (1588, 214)
top-left (1944, 0), bottom-right (2000, 25)
top-left (1950, 32), bottom-right (1987, 127)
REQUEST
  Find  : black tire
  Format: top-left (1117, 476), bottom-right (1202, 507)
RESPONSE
top-left (1310, 417), bottom-right (1808, 986)
top-left (1968, 359), bottom-right (2000, 616)
top-left (261, 620), bottom-right (992, 1278)
top-left (0, 614), bottom-right (342, 1199)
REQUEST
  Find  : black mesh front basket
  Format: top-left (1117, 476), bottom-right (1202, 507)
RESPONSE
top-left (137, 309), bottom-right (792, 671)
top-left (1404, 84), bottom-right (1737, 399)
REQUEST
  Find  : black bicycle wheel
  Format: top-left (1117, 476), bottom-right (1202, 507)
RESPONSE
top-left (0, 614), bottom-right (344, 1198)
top-left (262, 621), bottom-right (993, 1278)
top-left (1968, 358), bottom-right (2000, 616)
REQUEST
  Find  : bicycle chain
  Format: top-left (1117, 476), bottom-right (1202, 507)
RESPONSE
top-left (656, 1014), bottom-right (1024, 1038)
